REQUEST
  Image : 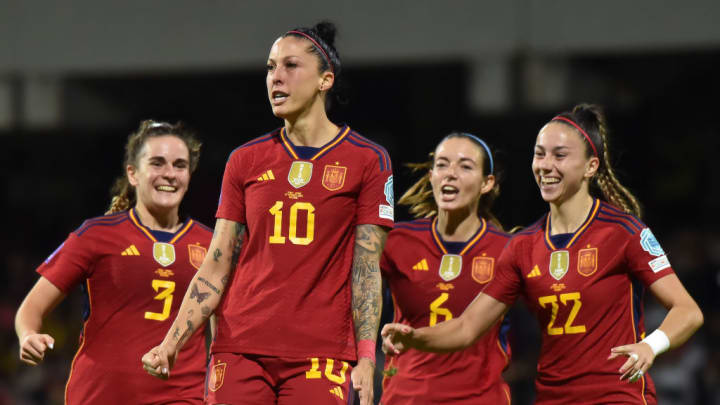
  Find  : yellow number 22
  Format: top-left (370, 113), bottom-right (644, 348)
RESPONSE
top-left (538, 292), bottom-right (586, 335)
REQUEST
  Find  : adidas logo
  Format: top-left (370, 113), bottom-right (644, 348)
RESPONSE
top-left (526, 265), bottom-right (541, 278)
top-left (329, 386), bottom-right (344, 400)
top-left (121, 245), bottom-right (140, 256)
top-left (256, 170), bottom-right (275, 182)
top-left (412, 259), bottom-right (429, 271)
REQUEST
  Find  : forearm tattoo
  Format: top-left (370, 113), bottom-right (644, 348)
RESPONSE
top-left (213, 248), bottom-right (222, 262)
top-left (352, 224), bottom-right (388, 341)
top-left (230, 223), bottom-right (246, 269)
top-left (198, 276), bottom-right (221, 295)
top-left (177, 320), bottom-right (195, 347)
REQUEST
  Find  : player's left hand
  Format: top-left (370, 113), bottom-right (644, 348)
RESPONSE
top-left (351, 357), bottom-right (374, 405)
top-left (608, 341), bottom-right (656, 383)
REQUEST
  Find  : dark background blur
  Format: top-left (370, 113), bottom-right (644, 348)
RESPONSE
top-left (1, 2), bottom-right (719, 404)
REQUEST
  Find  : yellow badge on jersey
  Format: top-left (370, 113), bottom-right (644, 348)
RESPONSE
top-left (288, 161), bottom-right (313, 188)
top-left (153, 242), bottom-right (175, 267)
top-left (549, 250), bottom-right (569, 280)
top-left (209, 361), bottom-right (226, 392)
top-left (472, 256), bottom-right (494, 284)
top-left (439, 254), bottom-right (462, 282)
top-left (188, 244), bottom-right (207, 270)
top-left (578, 247), bottom-right (598, 277)
top-left (322, 164), bottom-right (347, 191)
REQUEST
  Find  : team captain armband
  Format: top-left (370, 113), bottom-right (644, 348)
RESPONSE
top-left (357, 340), bottom-right (376, 364)
top-left (642, 329), bottom-right (670, 356)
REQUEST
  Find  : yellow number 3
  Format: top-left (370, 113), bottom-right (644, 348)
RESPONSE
top-left (144, 279), bottom-right (175, 321)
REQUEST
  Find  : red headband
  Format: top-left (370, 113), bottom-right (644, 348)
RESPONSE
top-left (286, 30), bottom-right (334, 73)
top-left (551, 116), bottom-right (599, 157)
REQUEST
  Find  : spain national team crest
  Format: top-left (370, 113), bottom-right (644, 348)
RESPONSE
top-left (549, 250), bottom-right (569, 280)
top-left (577, 247), bottom-right (598, 277)
top-left (209, 361), bottom-right (227, 392)
top-left (439, 254), bottom-right (462, 282)
top-left (152, 242), bottom-right (175, 267)
top-left (188, 244), bottom-right (207, 270)
top-left (471, 256), bottom-right (494, 284)
top-left (322, 164), bottom-right (347, 191)
top-left (288, 161), bottom-right (313, 188)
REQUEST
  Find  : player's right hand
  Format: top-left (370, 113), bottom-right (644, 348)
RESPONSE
top-left (381, 323), bottom-right (415, 355)
top-left (141, 344), bottom-right (176, 380)
top-left (19, 333), bottom-right (54, 366)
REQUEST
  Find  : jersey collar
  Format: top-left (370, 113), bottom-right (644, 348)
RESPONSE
top-left (431, 216), bottom-right (488, 256)
top-left (279, 125), bottom-right (351, 161)
top-left (128, 208), bottom-right (194, 244)
top-left (544, 198), bottom-right (599, 250)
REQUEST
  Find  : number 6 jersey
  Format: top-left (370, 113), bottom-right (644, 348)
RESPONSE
top-left (381, 217), bottom-right (511, 405)
top-left (483, 199), bottom-right (674, 405)
top-left (214, 125), bottom-right (394, 361)
top-left (37, 208), bottom-right (212, 405)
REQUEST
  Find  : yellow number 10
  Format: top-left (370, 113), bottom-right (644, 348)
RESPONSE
top-left (269, 201), bottom-right (316, 245)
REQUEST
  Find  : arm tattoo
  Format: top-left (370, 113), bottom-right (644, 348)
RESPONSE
top-left (351, 224), bottom-right (388, 341)
top-left (177, 320), bottom-right (195, 347)
top-left (213, 248), bottom-right (222, 262)
top-left (172, 327), bottom-right (180, 341)
top-left (198, 276), bottom-right (221, 295)
top-left (190, 284), bottom-right (211, 303)
top-left (229, 223), bottom-right (246, 269)
top-left (201, 306), bottom-right (211, 319)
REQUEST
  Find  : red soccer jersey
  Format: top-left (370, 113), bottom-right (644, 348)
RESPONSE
top-left (37, 209), bottom-right (211, 405)
top-left (214, 125), bottom-right (394, 361)
top-left (483, 199), bottom-right (674, 404)
top-left (381, 217), bottom-right (512, 405)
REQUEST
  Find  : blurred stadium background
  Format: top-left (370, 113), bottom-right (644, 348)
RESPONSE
top-left (1, 2), bottom-right (718, 404)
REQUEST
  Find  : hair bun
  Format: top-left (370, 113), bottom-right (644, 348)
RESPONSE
top-left (313, 21), bottom-right (337, 48)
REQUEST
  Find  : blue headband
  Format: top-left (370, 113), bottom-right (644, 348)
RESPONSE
top-left (461, 133), bottom-right (494, 174)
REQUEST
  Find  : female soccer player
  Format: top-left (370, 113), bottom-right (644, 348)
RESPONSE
top-left (15, 120), bottom-right (212, 404)
top-left (380, 133), bottom-right (512, 404)
top-left (382, 104), bottom-right (703, 404)
top-left (142, 21), bottom-right (393, 405)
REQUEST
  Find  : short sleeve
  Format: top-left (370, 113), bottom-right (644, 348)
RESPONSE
top-left (625, 227), bottom-right (674, 286)
top-left (356, 153), bottom-right (394, 229)
top-left (481, 239), bottom-right (523, 306)
top-left (37, 233), bottom-right (94, 293)
top-left (215, 149), bottom-right (247, 224)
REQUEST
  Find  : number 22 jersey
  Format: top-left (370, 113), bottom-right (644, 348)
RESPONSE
top-left (214, 125), bottom-right (394, 361)
top-left (37, 208), bottom-right (212, 405)
top-left (483, 199), bottom-right (674, 404)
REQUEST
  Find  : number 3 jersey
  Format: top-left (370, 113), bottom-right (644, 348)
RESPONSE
top-left (214, 125), bottom-right (394, 361)
top-left (37, 208), bottom-right (212, 405)
top-left (381, 218), bottom-right (511, 405)
top-left (483, 199), bottom-right (674, 405)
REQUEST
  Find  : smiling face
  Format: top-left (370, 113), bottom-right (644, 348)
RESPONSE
top-left (532, 122), bottom-right (599, 205)
top-left (127, 135), bottom-right (190, 216)
top-left (266, 36), bottom-right (333, 120)
top-left (430, 137), bottom-right (495, 214)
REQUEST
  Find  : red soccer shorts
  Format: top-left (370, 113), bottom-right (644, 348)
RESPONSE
top-left (205, 353), bottom-right (354, 405)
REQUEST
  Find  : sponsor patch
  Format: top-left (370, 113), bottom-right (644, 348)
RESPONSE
top-left (322, 165), bottom-right (347, 191)
top-left (439, 254), bottom-right (462, 282)
top-left (471, 256), bottom-right (494, 284)
top-left (640, 228), bottom-right (665, 257)
top-left (209, 361), bottom-right (227, 392)
top-left (153, 242), bottom-right (175, 267)
top-left (549, 250), bottom-right (569, 280)
top-left (648, 255), bottom-right (671, 273)
top-left (384, 175), bottom-right (394, 205)
top-left (577, 247), bottom-right (598, 277)
top-left (288, 161), bottom-right (313, 188)
top-left (188, 244), bottom-right (207, 270)
top-left (379, 205), bottom-right (394, 220)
